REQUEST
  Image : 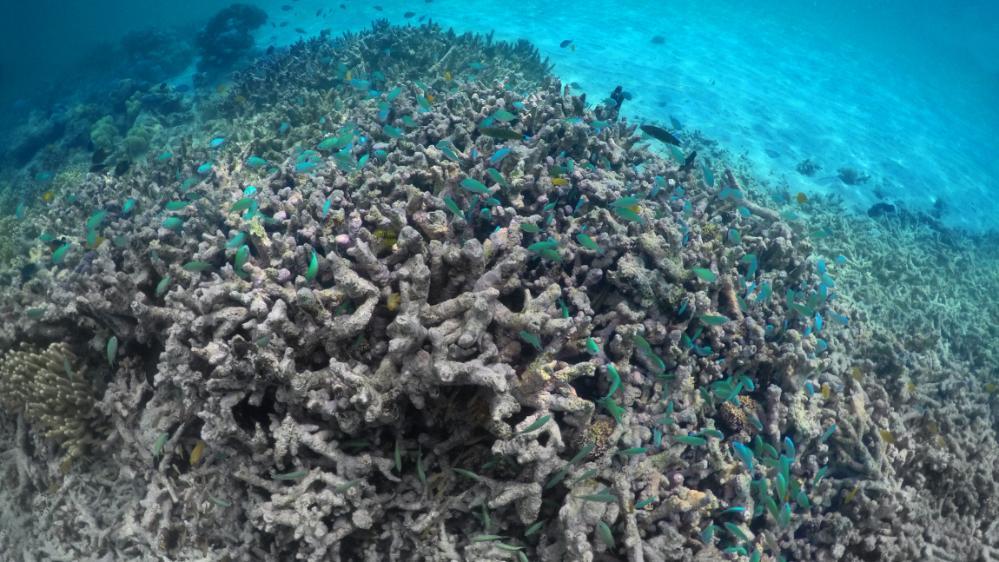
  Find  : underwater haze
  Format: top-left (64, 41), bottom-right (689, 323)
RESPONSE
top-left (1, 1), bottom-right (998, 560)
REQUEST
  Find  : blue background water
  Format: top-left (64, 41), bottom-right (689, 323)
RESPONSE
top-left (2, 0), bottom-right (996, 230)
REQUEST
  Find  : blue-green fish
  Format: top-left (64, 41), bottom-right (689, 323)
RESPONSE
top-left (519, 330), bottom-right (543, 351)
top-left (161, 217), bottom-right (184, 230)
top-left (182, 260), bottom-right (212, 272)
top-left (155, 275), bottom-right (172, 298)
top-left (305, 250), bottom-right (318, 281)
top-left (122, 198), bottom-right (137, 215)
top-left (52, 243), bottom-right (71, 264)
top-left (443, 196), bottom-right (463, 218)
top-left (383, 125), bottom-right (403, 138)
top-left (86, 210), bottom-right (107, 231)
top-left (156, 151), bottom-right (173, 161)
top-left (106, 335), bottom-right (118, 366)
top-left (197, 161), bottom-right (213, 175)
top-left (460, 178), bottom-right (489, 195)
top-left (226, 231), bottom-right (247, 249)
top-left (246, 156), bottom-right (267, 168)
top-left (164, 200), bottom-right (190, 211)
top-left (492, 109), bottom-right (516, 122)
top-left (209, 137), bottom-right (225, 149)
top-left (575, 232), bottom-right (602, 253)
top-left (234, 245), bottom-right (250, 271)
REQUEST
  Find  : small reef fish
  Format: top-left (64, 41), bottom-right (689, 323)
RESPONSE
top-left (492, 109), bottom-right (516, 122)
top-left (209, 137), bottom-right (225, 149)
top-left (478, 127), bottom-right (523, 141)
top-left (460, 178), bottom-right (489, 195)
top-left (155, 275), bottom-right (172, 298)
top-left (106, 336), bottom-right (118, 366)
top-left (489, 148), bottom-right (511, 164)
top-left (305, 250), bottom-right (318, 281)
top-left (559, 39), bottom-right (573, 48)
top-left (640, 124), bottom-right (681, 146)
top-left (190, 440), bottom-right (206, 465)
top-left (161, 217), bottom-right (184, 230)
top-left (182, 260), bottom-right (213, 272)
top-left (246, 156), bottom-right (268, 168)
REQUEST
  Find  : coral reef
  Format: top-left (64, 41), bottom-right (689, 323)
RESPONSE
top-left (0, 20), bottom-right (995, 562)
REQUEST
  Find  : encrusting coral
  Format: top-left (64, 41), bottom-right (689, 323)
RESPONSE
top-left (0, 19), bottom-right (995, 562)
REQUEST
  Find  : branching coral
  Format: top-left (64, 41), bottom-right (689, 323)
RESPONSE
top-left (0, 342), bottom-right (102, 465)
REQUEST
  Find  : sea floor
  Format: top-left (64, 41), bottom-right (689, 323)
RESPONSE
top-left (242, 0), bottom-right (997, 231)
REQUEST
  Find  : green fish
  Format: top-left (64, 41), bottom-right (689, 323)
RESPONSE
top-left (246, 156), bottom-right (268, 168)
top-left (230, 198), bottom-right (256, 214)
top-left (234, 245), bottom-right (250, 271)
top-left (86, 209), bottom-right (107, 231)
top-left (25, 307), bottom-right (45, 319)
top-left (586, 337), bottom-right (601, 356)
top-left (519, 222), bottom-right (541, 234)
top-left (486, 168), bottom-right (510, 189)
top-left (518, 414), bottom-right (551, 434)
top-left (161, 217), bottom-right (184, 230)
top-left (155, 275), bottom-right (172, 298)
top-left (611, 196), bottom-right (641, 208)
top-left (700, 314), bottom-right (728, 326)
top-left (460, 178), bottom-right (489, 195)
top-left (305, 250), bottom-right (318, 281)
top-left (106, 335), bottom-right (118, 366)
top-left (52, 243), bottom-right (72, 264)
top-left (612, 206), bottom-right (644, 223)
top-left (443, 196), bottom-right (464, 218)
top-left (575, 232), bottom-right (602, 253)
top-left (527, 239), bottom-right (559, 253)
top-left (122, 198), bottom-right (137, 215)
top-left (492, 109), bottom-right (517, 122)
top-left (691, 268), bottom-right (717, 282)
top-left (478, 126), bottom-right (522, 140)
top-left (152, 431), bottom-right (170, 456)
top-left (164, 200), bottom-right (190, 211)
top-left (519, 330), bottom-right (543, 351)
top-left (383, 125), bottom-right (403, 138)
top-left (436, 140), bottom-right (461, 162)
top-left (272, 470), bottom-right (309, 481)
top-left (182, 260), bottom-right (213, 272)
top-left (225, 232), bottom-right (247, 249)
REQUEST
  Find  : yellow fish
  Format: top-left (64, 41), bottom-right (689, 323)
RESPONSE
top-left (796, 192), bottom-right (808, 204)
top-left (345, 70), bottom-right (352, 81)
top-left (551, 178), bottom-right (569, 186)
top-left (426, 94), bottom-right (435, 103)
top-left (820, 383), bottom-right (831, 399)
top-left (41, 190), bottom-right (55, 203)
top-left (190, 440), bottom-right (206, 465)
top-left (443, 70), bottom-right (452, 81)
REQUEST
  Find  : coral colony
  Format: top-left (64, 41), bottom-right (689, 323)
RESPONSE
top-left (0, 14), bottom-right (995, 562)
